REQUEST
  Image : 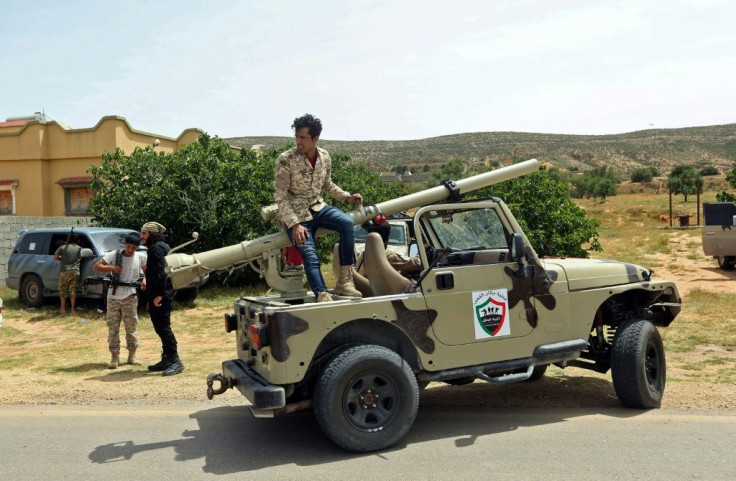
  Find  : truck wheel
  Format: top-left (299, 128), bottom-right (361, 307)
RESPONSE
top-left (314, 345), bottom-right (419, 453)
top-left (717, 256), bottom-right (736, 270)
top-left (611, 320), bottom-right (665, 408)
top-left (21, 274), bottom-right (45, 307)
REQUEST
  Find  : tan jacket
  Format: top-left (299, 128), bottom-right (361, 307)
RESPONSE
top-left (274, 147), bottom-right (350, 228)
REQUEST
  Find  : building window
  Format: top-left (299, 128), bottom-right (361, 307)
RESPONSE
top-left (56, 176), bottom-right (93, 215)
top-left (0, 179), bottom-right (19, 215)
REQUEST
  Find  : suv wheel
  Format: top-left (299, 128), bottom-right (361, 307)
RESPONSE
top-left (314, 345), bottom-right (419, 452)
top-left (21, 274), bottom-right (45, 307)
top-left (611, 319), bottom-right (665, 408)
top-left (717, 256), bottom-right (736, 270)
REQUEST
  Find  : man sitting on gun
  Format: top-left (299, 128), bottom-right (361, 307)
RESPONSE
top-left (93, 234), bottom-right (147, 369)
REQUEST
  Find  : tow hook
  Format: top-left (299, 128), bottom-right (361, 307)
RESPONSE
top-left (206, 373), bottom-right (232, 400)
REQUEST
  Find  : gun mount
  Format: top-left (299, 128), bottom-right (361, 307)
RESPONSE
top-left (164, 158), bottom-right (540, 292)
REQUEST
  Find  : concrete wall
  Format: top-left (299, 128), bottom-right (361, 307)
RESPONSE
top-left (0, 215), bottom-right (91, 286)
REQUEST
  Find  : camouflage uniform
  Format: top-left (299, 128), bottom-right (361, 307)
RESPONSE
top-left (57, 270), bottom-right (80, 298)
top-left (274, 146), bottom-right (357, 297)
top-left (55, 242), bottom-right (81, 298)
top-left (106, 295), bottom-right (139, 353)
top-left (357, 250), bottom-right (422, 276)
top-left (274, 146), bottom-right (351, 228)
top-left (102, 250), bottom-right (146, 355)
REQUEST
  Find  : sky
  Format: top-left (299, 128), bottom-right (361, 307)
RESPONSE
top-left (2, 0), bottom-right (735, 141)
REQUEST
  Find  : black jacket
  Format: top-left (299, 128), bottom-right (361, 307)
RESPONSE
top-left (145, 241), bottom-right (175, 300)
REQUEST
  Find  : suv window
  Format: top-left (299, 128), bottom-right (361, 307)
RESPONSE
top-left (425, 208), bottom-right (508, 250)
top-left (17, 233), bottom-right (49, 255)
top-left (89, 231), bottom-right (133, 253)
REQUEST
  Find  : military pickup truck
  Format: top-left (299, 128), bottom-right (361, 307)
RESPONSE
top-left (702, 202), bottom-right (736, 270)
top-left (165, 159), bottom-right (681, 452)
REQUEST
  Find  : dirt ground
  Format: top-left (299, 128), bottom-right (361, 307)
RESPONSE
top-left (1, 235), bottom-right (735, 410)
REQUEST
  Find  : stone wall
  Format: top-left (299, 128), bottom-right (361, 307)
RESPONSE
top-left (0, 216), bottom-right (91, 285)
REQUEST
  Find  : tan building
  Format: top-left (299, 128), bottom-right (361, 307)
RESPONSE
top-left (0, 114), bottom-right (202, 217)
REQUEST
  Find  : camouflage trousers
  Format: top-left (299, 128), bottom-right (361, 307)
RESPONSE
top-left (58, 270), bottom-right (80, 298)
top-left (106, 295), bottom-right (139, 354)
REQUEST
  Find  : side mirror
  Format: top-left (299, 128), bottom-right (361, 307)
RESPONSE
top-left (80, 248), bottom-right (95, 258)
top-left (510, 233), bottom-right (525, 262)
top-left (511, 233), bottom-right (528, 278)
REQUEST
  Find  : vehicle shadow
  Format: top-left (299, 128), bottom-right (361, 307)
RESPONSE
top-left (52, 363), bottom-right (111, 374)
top-left (50, 363), bottom-right (155, 379)
top-left (88, 374), bottom-right (644, 474)
top-left (83, 370), bottom-right (158, 382)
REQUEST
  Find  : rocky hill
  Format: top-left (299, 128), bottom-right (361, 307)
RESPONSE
top-left (227, 123), bottom-right (736, 174)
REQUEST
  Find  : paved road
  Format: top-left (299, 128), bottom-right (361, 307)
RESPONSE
top-left (1, 402), bottom-right (734, 480)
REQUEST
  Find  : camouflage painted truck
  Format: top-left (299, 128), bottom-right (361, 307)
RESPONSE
top-left (702, 202), bottom-right (736, 270)
top-left (165, 159), bottom-right (681, 453)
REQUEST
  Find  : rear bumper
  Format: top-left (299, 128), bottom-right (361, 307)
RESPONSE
top-left (221, 359), bottom-right (285, 409)
top-left (5, 277), bottom-right (19, 290)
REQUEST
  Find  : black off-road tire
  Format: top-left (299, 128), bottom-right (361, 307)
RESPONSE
top-left (175, 287), bottom-right (199, 302)
top-left (717, 256), bottom-right (736, 270)
top-left (526, 364), bottom-right (548, 382)
top-left (21, 274), bottom-right (45, 307)
top-left (314, 345), bottom-right (419, 453)
top-left (611, 320), bottom-right (666, 408)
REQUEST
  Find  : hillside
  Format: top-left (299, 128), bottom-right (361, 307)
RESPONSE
top-left (227, 123), bottom-right (736, 174)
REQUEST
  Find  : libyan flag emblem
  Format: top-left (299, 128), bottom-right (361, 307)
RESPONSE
top-left (475, 296), bottom-right (507, 336)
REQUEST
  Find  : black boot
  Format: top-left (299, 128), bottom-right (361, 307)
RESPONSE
top-left (162, 354), bottom-right (185, 376)
top-left (148, 352), bottom-right (171, 372)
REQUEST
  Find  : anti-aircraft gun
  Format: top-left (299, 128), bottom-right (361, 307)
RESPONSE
top-left (164, 158), bottom-right (542, 295)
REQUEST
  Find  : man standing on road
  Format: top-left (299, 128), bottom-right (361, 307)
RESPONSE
top-left (274, 113), bottom-right (363, 302)
top-left (93, 234), bottom-right (147, 369)
top-left (140, 221), bottom-right (184, 376)
top-left (54, 233), bottom-right (82, 314)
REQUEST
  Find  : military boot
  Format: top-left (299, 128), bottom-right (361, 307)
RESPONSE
top-left (317, 291), bottom-right (333, 303)
top-left (162, 354), bottom-right (185, 376)
top-left (148, 351), bottom-right (171, 372)
top-left (108, 352), bottom-right (119, 369)
top-left (127, 347), bottom-right (142, 366)
top-left (333, 266), bottom-right (362, 297)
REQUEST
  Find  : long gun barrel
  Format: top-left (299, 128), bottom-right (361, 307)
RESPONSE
top-left (165, 158), bottom-right (540, 289)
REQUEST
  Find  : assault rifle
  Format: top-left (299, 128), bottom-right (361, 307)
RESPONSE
top-left (84, 275), bottom-right (143, 291)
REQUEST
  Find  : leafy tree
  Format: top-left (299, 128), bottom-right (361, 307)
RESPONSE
top-left (89, 136), bottom-right (404, 286)
top-left (392, 164), bottom-right (408, 175)
top-left (700, 165), bottom-right (719, 176)
top-left (726, 161), bottom-right (736, 189)
top-left (89, 134), bottom-right (279, 285)
top-left (716, 161), bottom-right (736, 202)
top-left (570, 165), bottom-right (618, 200)
top-left (631, 167), bottom-right (655, 183)
top-left (590, 177), bottom-right (617, 200)
top-left (667, 165), bottom-right (703, 201)
top-left (475, 168), bottom-right (601, 257)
